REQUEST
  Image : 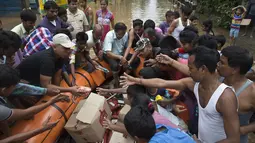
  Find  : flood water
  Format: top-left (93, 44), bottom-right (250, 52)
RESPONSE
top-left (89, 0), bottom-right (175, 28)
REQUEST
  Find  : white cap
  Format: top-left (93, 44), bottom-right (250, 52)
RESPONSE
top-left (53, 33), bottom-right (75, 48)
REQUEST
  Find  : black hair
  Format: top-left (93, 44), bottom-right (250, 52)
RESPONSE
top-left (114, 22), bottom-right (127, 32)
top-left (127, 84), bottom-right (146, 98)
top-left (76, 32), bottom-right (89, 44)
top-left (124, 106), bottom-right (156, 140)
top-left (189, 46), bottom-right (220, 73)
top-left (44, 1), bottom-right (59, 10)
top-left (131, 95), bottom-right (155, 114)
top-left (179, 30), bottom-right (198, 45)
top-left (20, 9), bottom-right (37, 22)
top-left (100, 0), bottom-right (108, 5)
top-left (144, 19), bottom-right (155, 30)
top-left (195, 35), bottom-right (218, 50)
top-left (173, 11), bottom-right (180, 19)
top-left (139, 67), bottom-right (164, 79)
top-left (0, 64), bottom-right (20, 88)
top-left (180, 5), bottom-right (192, 16)
top-left (144, 28), bottom-right (156, 37)
top-left (214, 35), bottom-right (226, 49)
top-left (0, 30), bottom-right (21, 51)
top-left (58, 7), bottom-right (67, 17)
top-left (68, 0), bottom-right (78, 4)
top-left (55, 28), bottom-right (72, 40)
top-left (236, 7), bottom-right (245, 14)
top-left (189, 15), bottom-right (198, 21)
top-left (183, 25), bottom-right (199, 34)
top-left (221, 46), bottom-right (253, 75)
top-left (165, 10), bottom-right (174, 17)
top-left (133, 19), bottom-right (143, 28)
top-left (202, 19), bottom-right (215, 36)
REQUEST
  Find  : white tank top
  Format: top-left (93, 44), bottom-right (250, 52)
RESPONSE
top-left (194, 83), bottom-right (228, 143)
top-left (172, 17), bottom-right (190, 41)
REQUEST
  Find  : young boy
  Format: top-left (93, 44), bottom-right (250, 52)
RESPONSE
top-left (189, 15), bottom-right (199, 27)
top-left (159, 11), bottom-right (175, 35)
top-left (230, 5), bottom-right (246, 45)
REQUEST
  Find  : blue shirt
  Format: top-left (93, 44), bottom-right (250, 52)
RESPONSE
top-left (103, 30), bottom-right (128, 56)
top-left (39, 16), bottom-right (69, 34)
top-left (149, 124), bottom-right (195, 143)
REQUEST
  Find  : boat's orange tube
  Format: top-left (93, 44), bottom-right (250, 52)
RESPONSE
top-left (9, 56), bottom-right (188, 143)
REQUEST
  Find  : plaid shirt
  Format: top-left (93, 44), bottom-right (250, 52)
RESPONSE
top-left (23, 27), bottom-right (53, 57)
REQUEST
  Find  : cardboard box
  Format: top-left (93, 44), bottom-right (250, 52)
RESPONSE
top-left (118, 105), bottom-right (131, 123)
top-left (109, 131), bottom-right (135, 143)
top-left (65, 93), bottom-right (112, 143)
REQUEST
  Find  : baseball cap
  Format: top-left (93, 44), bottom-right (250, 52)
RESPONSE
top-left (135, 38), bottom-right (150, 52)
top-left (53, 33), bottom-right (75, 48)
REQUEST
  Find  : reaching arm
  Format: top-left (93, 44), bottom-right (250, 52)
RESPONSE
top-left (106, 51), bottom-right (122, 60)
top-left (40, 75), bottom-right (73, 92)
top-left (168, 20), bottom-right (177, 35)
top-left (0, 120), bottom-right (58, 143)
top-left (216, 88), bottom-right (240, 143)
top-left (168, 58), bottom-right (190, 76)
top-left (121, 73), bottom-right (195, 91)
top-left (0, 127), bottom-right (50, 143)
top-left (53, 69), bottom-right (62, 86)
top-left (125, 29), bottom-right (135, 59)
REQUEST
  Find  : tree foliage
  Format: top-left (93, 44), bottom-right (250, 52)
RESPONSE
top-left (196, 0), bottom-right (244, 28)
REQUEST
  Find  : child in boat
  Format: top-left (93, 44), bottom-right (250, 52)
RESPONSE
top-left (159, 10), bottom-right (175, 35)
top-left (124, 106), bottom-right (195, 143)
top-left (230, 5), bottom-right (246, 45)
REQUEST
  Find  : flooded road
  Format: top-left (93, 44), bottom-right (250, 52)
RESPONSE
top-left (89, 0), bottom-right (175, 28)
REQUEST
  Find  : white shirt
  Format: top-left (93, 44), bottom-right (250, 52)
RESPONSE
top-left (67, 8), bottom-right (89, 38)
top-left (103, 30), bottom-right (128, 56)
top-left (11, 23), bottom-right (32, 39)
top-left (194, 83), bottom-right (228, 143)
top-left (85, 30), bottom-right (100, 52)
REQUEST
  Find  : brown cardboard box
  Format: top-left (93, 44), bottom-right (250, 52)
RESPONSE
top-left (118, 105), bottom-right (131, 123)
top-left (109, 131), bottom-right (135, 143)
top-left (65, 93), bottom-right (112, 143)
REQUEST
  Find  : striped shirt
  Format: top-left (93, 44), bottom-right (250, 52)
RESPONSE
top-left (231, 14), bottom-right (244, 29)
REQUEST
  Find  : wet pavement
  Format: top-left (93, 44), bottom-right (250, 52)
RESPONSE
top-left (0, 0), bottom-right (255, 142)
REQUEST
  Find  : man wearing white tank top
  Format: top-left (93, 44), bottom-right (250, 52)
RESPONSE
top-left (121, 46), bottom-right (240, 143)
top-left (168, 5), bottom-right (192, 41)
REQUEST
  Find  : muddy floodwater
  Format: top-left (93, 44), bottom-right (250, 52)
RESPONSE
top-left (89, 0), bottom-right (176, 28)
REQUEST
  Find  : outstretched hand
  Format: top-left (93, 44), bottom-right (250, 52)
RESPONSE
top-left (120, 73), bottom-right (138, 88)
top-left (42, 116), bottom-right (60, 130)
top-left (156, 53), bottom-right (174, 65)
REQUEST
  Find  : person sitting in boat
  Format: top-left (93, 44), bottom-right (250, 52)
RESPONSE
top-left (68, 32), bottom-right (103, 86)
top-left (17, 33), bottom-right (90, 106)
top-left (124, 106), bottom-right (195, 143)
top-left (144, 19), bottom-right (164, 37)
top-left (126, 19), bottom-right (144, 56)
top-left (103, 22), bottom-right (139, 88)
top-left (0, 64), bottom-right (70, 143)
top-left (84, 24), bottom-right (104, 60)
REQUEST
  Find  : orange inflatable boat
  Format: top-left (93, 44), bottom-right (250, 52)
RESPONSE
top-left (9, 54), bottom-right (191, 142)
top-left (9, 56), bottom-right (145, 143)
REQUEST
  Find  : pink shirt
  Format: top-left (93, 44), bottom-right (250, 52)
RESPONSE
top-left (152, 111), bottom-right (179, 129)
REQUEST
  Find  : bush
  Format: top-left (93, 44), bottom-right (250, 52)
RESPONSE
top-left (197, 0), bottom-right (242, 28)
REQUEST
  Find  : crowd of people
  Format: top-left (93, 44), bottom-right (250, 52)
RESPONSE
top-left (0, 0), bottom-right (255, 142)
